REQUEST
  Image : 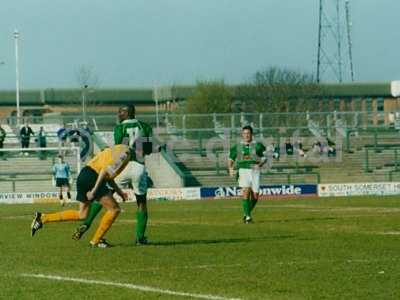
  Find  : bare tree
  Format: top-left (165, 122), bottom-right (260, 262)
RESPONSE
top-left (75, 65), bottom-right (100, 119)
top-left (237, 66), bottom-right (320, 113)
top-left (76, 65), bottom-right (99, 88)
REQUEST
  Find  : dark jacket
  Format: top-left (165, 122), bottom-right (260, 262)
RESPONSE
top-left (20, 126), bottom-right (34, 140)
top-left (0, 127), bottom-right (6, 143)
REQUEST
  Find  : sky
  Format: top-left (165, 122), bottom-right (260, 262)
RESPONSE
top-left (0, 0), bottom-right (399, 89)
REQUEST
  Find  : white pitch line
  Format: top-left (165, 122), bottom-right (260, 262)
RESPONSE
top-left (78, 263), bottom-right (244, 275)
top-left (0, 215), bottom-right (31, 220)
top-left (21, 273), bottom-right (242, 300)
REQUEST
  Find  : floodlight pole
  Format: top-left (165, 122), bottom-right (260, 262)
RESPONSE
top-left (14, 29), bottom-right (21, 126)
top-left (155, 98), bottom-right (160, 133)
top-left (153, 86), bottom-right (160, 134)
top-left (81, 85), bottom-right (88, 122)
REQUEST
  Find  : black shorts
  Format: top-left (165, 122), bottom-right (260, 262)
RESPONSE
top-left (76, 166), bottom-right (111, 202)
top-left (56, 178), bottom-right (69, 187)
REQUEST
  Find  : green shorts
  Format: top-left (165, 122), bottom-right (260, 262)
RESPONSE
top-left (76, 166), bottom-right (111, 202)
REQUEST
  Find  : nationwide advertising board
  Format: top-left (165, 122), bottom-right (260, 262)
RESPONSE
top-left (200, 184), bottom-right (317, 199)
top-left (318, 182), bottom-right (400, 197)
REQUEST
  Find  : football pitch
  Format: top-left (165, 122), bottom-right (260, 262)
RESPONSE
top-left (1, 196), bottom-right (399, 299)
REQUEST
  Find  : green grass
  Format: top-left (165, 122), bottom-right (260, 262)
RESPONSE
top-left (1, 196), bottom-right (400, 299)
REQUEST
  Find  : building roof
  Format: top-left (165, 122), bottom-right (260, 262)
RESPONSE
top-left (0, 81), bottom-right (397, 106)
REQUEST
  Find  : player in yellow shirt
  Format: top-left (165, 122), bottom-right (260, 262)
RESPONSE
top-left (30, 144), bottom-right (130, 248)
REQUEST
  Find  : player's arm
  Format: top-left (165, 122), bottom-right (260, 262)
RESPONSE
top-left (228, 159), bottom-right (236, 177)
top-left (256, 143), bottom-right (268, 168)
top-left (87, 146), bottom-right (129, 199)
top-left (142, 124), bottom-right (153, 155)
top-left (228, 145), bottom-right (237, 176)
top-left (86, 168), bottom-right (108, 201)
top-left (108, 179), bottom-right (128, 202)
top-left (113, 124), bottom-right (124, 145)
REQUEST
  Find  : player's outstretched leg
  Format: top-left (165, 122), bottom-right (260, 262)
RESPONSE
top-left (31, 212), bottom-right (43, 236)
top-left (31, 210), bottom-right (81, 237)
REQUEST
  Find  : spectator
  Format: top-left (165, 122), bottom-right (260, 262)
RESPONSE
top-left (20, 123), bottom-right (34, 156)
top-left (36, 126), bottom-right (47, 160)
top-left (327, 138), bottom-right (336, 157)
top-left (295, 140), bottom-right (306, 157)
top-left (312, 141), bottom-right (323, 154)
top-left (285, 139), bottom-right (294, 155)
top-left (327, 145), bottom-right (336, 157)
top-left (0, 124), bottom-right (6, 160)
top-left (274, 143), bottom-right (280, 160)
top-left (267, 143), bottom-right (280, 160)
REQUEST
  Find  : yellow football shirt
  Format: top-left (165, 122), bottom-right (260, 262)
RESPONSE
top-left (87, 144), bottom-right (130, 180)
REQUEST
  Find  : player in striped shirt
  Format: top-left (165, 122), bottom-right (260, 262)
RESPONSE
top-left (114, 105), bottom-right (153, 245)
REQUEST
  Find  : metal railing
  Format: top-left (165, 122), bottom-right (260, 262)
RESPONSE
top-left (2, 110), bottom-right (399, 131)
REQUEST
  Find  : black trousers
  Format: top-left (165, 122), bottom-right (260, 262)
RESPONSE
top-left (21, 139), bottom-right (30, 148)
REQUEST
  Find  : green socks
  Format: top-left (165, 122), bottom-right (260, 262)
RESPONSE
top-left (242, 199), bottom-right (251, 217)
top-left (143, 211), bottom-right (148, 235)
top-left (242, 197), bottom-right (258, 218)
top-left (250, 199), bottom-right (258, 212)
top-left (83, 201), bottom-right (103, 228)
top-left (136, 211), bottom-right (148, 240)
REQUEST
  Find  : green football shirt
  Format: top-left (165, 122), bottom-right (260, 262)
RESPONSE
top-left (114, 119), bottom-right (153, 163)
top-left (229, 141), bottom-right (266, 169)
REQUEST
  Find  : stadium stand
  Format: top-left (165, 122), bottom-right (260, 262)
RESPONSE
top-left (28, 123), bottom-right (61, 143)
top-left (0, 121), bottom-right (83, 193)
top-left (2, 112), bottom-right (400, 191)
top-left (1, 124), bottom-right (19, 147)
top-left (0, 152), bottom-right (78, 192)
top-left (165, 129), bottom-right (400, 186)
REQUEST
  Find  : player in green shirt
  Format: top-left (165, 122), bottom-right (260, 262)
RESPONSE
top-left (228, 125), bottom-right (267, 223)
top-left (113, 104), bottom-right (153, 245)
